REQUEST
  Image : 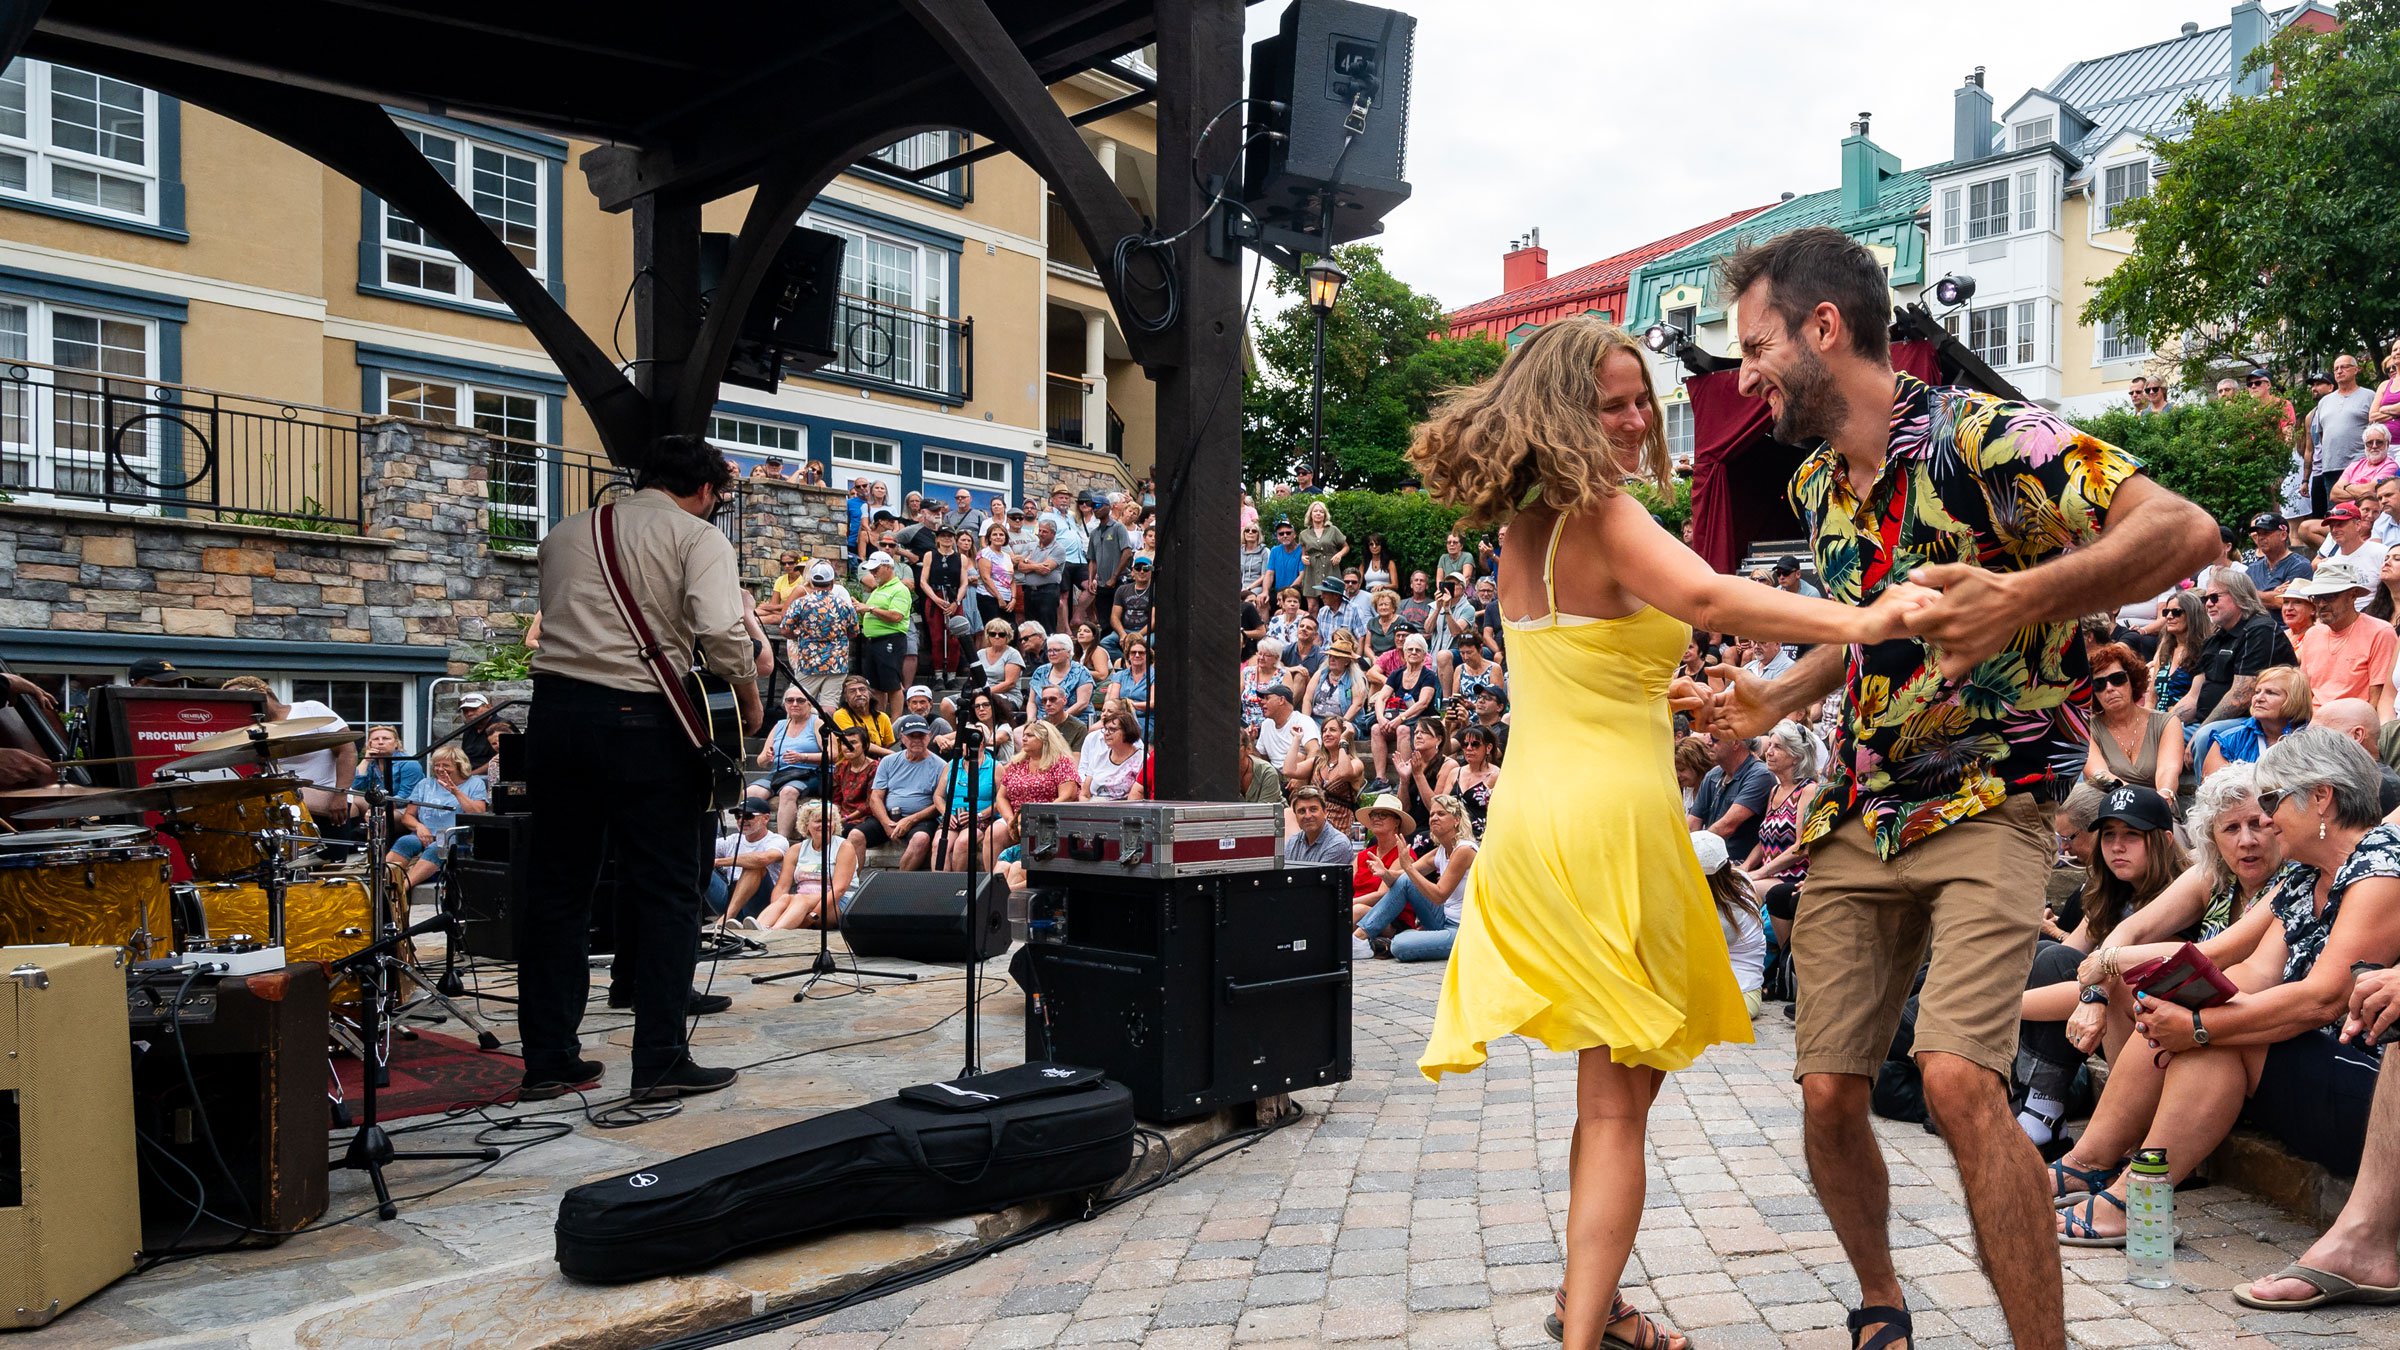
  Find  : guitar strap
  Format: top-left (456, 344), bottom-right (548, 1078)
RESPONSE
top-left (592, 500), bottom-right (710, 753)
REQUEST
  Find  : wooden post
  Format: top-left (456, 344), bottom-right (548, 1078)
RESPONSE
top-left (1147, 0), bottom-right (1245, 802)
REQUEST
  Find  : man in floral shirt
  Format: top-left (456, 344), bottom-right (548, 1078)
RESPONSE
top-left (1710, 226), bottom-right (2219, 1350)
top-left (785, 560), bottom-right (855, 710)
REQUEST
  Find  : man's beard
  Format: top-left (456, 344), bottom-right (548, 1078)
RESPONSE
top-left (1773, 343), bottom-right (1843, 445)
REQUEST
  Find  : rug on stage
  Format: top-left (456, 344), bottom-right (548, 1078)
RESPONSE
top-left (333, 1029), bottom-right (525, 1122)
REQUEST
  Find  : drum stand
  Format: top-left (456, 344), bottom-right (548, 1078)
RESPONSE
top-left (328, 766), bottom-right (497, 1221)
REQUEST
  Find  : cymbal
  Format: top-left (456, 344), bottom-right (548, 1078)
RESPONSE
top-left (168, 728), bottom-right (361, 774)
top-left (176, 715), bottom-right (341, 755)
top-left (0, 783), bottom-right (119, 812)
top-left (10, 775), bottom-right (300, 822)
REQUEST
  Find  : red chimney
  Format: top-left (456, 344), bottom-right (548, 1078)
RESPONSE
top-left (1502, 227), bottom-right (1547, 293)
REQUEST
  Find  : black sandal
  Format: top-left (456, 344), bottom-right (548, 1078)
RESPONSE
top-left (1847, 1304), bottom-right (1911, 1350)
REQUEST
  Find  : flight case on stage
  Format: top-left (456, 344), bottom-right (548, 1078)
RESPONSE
top-left (1017, 801), bottom-right (1282, 881)
top-left (1013, 864), bottom-right (1352, 1121)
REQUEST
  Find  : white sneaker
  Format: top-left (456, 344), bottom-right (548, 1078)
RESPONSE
top-left (1351, 935), bottom-right (1373, 961)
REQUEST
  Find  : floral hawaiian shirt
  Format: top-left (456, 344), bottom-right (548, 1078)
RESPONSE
top-left (1790, 372), bottom-right (2143, 858)
top-left (789, 590), bottom-right (856, 676)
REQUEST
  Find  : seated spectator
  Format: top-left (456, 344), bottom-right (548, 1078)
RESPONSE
top-left (995, 719), bottom-right (1081, 845)
top-left (2331, 423), bottom-right (2399, 506)
top-left (1107, 635), bottom-right (1154, 740)
top-left (1310, 718), bottom-right (1368, 818)
top-left (1369, 635), bottom-right (1441, 777)
top-left (901, 684), bottom-right (956, 755)
top-left (750, 689), bottom-right (827, 839)
top-left (831, 675), bottom-right (896, 759)
top-left (1108, 556), bottom-right (1155, 654)
top-left (752, 800), bottom-right (861, 930)
top-left (968, 620), bottom-right (1026, 705)
top-left (1253, 683), bottom-right (1321, 784)
top-left (2284, 593), bottom-right (2320, 646)
top-left (2178, 570), bottom-right (2293, 729)
top-left (1238, 742), bottom-right (1283, 808)
top-left (1674, 736), bottom-right (1711, 815)
top-left (351, 725), bottom-right (424, 802)
top-left (953, 687), bottom-right (1016, 759)
top-left (1390, 717), bottom-right (1456, 832)
top-left (2233, 963), bottom-right (2400, 1310)
top-left (1363, 588), bottom-right (1403, 657)
top-left (1015, 620), bottom-right (1050, 671)
top-left (1689, 733), bottom-right (1775, 861)
top-left (709, 799), bottom-right (787, 922)
top-left (2202, 664), bottom-right (2312, 775)
top-left (1741, 721), bottom-right (1820, 960)
top-left (1398, 571), bottom-right (1436, 630)
top-left (1467, 684), bottom-right (1511, 760)
top-left (826, 727), bottom-right (876, 833)
top-left (2244, 511), bottom-right (2316, 607)
top-left (1026, 633), bottom-right (1096, 723)
top-left (846, 716), bottom-right (945, 870)
top-left (1429, 574), bottom-right (1479, 672)
top-left (2292, 560), bottom-right (2397, 717)
top-left (1451, 723), bottom-right (1501, 836)
top-left (386, 745), bottom-right (488, 887)
top-left (1691, 831), bottom-right (1767, 1016)
top-left (1265, 587), bottom-right (1306, 647)
top-left (939, 733), bottom-right (1005, 873)
top-left (1447, 634), bottom-right (1502, 707)
top-left (1285, 615), bottom-right (1326, 678)
top-left (2015, 783), bottom-right (2190, 1146)
top-left (2146, 590), bottom-right (2211, 713)
top-left (1082, 708), bottom-right (1148, 802)
top-left (2052, 729), bottom-right (2400, 1244)
top-left (1303, 632), bottom-right (1369, 735)
top-left (1072, 621), bottom-right (1113, 686)
top-left (1348, 793), bottom-right (1416, 934)
top-left (2309, 697), bottom-right (2400, 814)
top-left (2083, 641), bottom-right (2185, 800)
top-left (1239, 638), bottom-right (1290, 730)
top-left (1032, 683), bottom-right (1089, 754)
top-left (1284, 786), bottom-right (1358, 867)
top-left (1355, 794), bottom-right (1478, 963)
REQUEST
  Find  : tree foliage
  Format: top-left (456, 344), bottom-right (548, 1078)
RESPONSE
top-left (1243, 244), bottom-right (1505, 491)
top-left (1262, 491), bottom-right (1480, 580)
top-left (2083, 5), bottom-right (2400, 386)
top-left (2071, 395), bottom-right (2293, 527)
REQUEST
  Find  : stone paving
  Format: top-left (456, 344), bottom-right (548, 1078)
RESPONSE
top-left (760, 958), bottom-right (2400, 1350)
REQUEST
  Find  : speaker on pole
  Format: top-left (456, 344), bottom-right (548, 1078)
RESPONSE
top-left (699, 227), bottom-right (845, 392)
top-left (1241, 0), bottom-right (1416, 254)
top-left (840, 872), bottom-right (1011, 963)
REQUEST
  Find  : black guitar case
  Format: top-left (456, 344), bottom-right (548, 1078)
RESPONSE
top-left (553, 1064), bottom-right (1135, 1284)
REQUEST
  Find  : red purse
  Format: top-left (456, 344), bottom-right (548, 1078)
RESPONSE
top-left (2120, 942), bottom-right (2238, 1011)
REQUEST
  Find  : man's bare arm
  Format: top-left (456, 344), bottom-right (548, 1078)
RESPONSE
top-left (1909, 474), bottom-right (2220, 679)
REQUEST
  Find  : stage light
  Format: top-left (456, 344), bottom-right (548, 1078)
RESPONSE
top-left (1643, 322), bottom-right (1686, 355)
top-left (1932, 274), bottom-right (1977, 308)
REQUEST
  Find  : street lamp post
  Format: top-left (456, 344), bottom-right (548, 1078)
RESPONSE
top-left (1303, 258), bottom-right (1348, 489)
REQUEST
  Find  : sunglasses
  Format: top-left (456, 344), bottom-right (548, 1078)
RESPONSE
top-left (2203, 592), bottom-right (2229, 603)
top-left (2256, 787), bottom-right (2292, 815)
top-left (2093, 671), bottom-right (2132, 690)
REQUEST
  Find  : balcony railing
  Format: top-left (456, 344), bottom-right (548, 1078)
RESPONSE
top-left (824, 293), bottom-right (971, 403)
top-left (0, 357), bottom-right (364, 532)
top-left (490, 438), bottom-right (752, 554)
top-left (1046, 373), bottom-right (1093, 447)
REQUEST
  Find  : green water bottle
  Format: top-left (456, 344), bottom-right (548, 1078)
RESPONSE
top-left (2124, 1146), bottom-right (2174, 1289)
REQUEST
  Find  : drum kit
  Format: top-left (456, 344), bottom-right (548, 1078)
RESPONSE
top-left (0, 714), bottom-right (497, 1061)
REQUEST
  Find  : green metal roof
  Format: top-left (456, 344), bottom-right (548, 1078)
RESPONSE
top-left (1627, 159), bottom-right (1950, 330)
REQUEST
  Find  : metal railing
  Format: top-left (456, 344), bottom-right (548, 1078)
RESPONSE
top-left (0, 357), bottom-right (364, 532)
top-left (826, 293), bottom-right (971, 402)
top-left (486, 436), bottom-right (627, 550)
top-left (1046, 372), bottom-right (1093, 447)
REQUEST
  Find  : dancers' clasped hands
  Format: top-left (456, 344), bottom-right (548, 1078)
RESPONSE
top-left (1674, 566), bottom-right (2015, 734)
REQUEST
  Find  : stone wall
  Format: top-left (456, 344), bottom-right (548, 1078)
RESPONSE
top-left (724, 477), bottom-right (849, 587)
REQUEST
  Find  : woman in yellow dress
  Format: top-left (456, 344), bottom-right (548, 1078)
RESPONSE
top-left (1408, 316), bottom-right (1927, 1350)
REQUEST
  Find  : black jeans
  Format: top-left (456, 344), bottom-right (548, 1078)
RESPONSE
top-left (519, 675), bottom-right (713, 1081)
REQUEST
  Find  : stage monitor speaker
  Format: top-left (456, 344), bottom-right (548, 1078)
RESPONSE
top-left (448, 814), bottom-right (615, 961)
top-left (0, 946), bottom-right (138, 1328)
top-left (131, 964), bottom-right (329, 1244)
top-left (1242, 0), bottom-right (1415, 252)
top-left (841, 872), bottom-right (1011, 964)
top-left (700, 228), bottom-right (846, 391)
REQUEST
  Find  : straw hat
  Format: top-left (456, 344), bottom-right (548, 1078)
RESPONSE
top-left (1324, 631), bottom-right (1360, 661)
top-left (1360, 792), bottom-right (1415, 836)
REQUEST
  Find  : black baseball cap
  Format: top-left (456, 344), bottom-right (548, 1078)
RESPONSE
top-left (733, 798), bottom-right (773, 818)
top-left (2309, 370), bottom-right (2335, 386)
top-left (1773, 555), bottom-right (1802, 575)
top-left (2093, 783), bottom-right (2176, 833)
top-left (128, 657), bottom-right (191, 686)
top-left (2248, 511), bottom-right (2285, 532)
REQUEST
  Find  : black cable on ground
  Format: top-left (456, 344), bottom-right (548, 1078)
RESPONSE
top-left (641, 1099), bottom-right (1308, 1350)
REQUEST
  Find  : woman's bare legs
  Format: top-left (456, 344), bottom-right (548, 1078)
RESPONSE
top-left (2057, 1044), bottom-right (2262, 1238)
top-left (1562, 1051), bottom-right (1682, 1350)
top-left (775, 785), bottom-right (802, 842)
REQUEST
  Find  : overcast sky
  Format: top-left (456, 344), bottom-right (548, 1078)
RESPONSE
top-left (1239, 1), bottom-right (2261, 314)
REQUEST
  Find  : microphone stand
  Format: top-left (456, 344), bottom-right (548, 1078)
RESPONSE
top-left (749, 645), bottom-right (915, 995)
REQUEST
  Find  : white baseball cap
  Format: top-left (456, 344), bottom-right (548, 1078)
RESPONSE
top-left (905, 684), bottom-right (933, 701)
top-left (865, 550), bottom-right (895, 569)
top-left (808, 560), bottom-right (836, 584)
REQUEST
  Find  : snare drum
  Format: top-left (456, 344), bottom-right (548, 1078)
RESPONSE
top-left (0, 825), bottom-right (174, 959)
top-left (166, 782), bottom-right (319, 882)
top-left (197, 874), bottom-right (406, 1009)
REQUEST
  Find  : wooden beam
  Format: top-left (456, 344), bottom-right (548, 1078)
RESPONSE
top-left (661, 156), bottom-right (846, 442)
top-left (23, 33), bottom-right (653, 465)
top-left (1146, 0), bottom-right (1246, 802)
top-left (1, 1), bottom-right (50, 76)
top-left (899, 0), bottom-right (1170, 370)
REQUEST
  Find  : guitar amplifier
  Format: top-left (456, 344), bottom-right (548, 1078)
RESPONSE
top-left (131, 964), bottom-right (328, 1240)
top-left (1019, 801), bottom-right (1283, 881)
top-left (0, 946), bottom-right (138, 1328)
top-left (449, 814), bottom-right (615, 961)
top-left (1013, 866), bottom-right (1351, 1121)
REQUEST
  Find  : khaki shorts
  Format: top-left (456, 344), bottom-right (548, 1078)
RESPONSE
top-left (1791, 793), bottom-right (2053, 1082)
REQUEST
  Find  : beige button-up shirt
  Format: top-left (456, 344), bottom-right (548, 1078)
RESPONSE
top-left (531, 488), bottom-right (757, 694)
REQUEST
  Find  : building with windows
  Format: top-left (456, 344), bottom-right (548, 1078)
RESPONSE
top-left (0, 50), bottom-right (1161, 739)
top-left (1924, 2), bottom-right (2338, 414)
top-left (1625, 118), bottom-right (1945, 444)
top-left (1441, 206), bottom-right (1774, 466)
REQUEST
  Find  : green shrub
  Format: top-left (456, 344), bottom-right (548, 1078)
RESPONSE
top-left (1625, 477), bottom-right (1693, 537)
top-left (1264, 491), bottom-right (1480, 580)
top-left (2071, 396), bottom-right (2293, 527)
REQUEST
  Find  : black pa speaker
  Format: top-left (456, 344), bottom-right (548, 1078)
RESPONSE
top-left (841, 872), bottom-right (1011, 963)
top-left (1242, 0), bottom-right (1415, 253)
top-left (700, 227), bottom-right (845, 391)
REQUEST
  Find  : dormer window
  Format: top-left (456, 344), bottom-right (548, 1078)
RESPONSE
top-left (2013, 117), bottom-right (2054, 149)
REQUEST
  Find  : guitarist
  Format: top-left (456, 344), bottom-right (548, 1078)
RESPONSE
top-left (520, 433), bottom-right (765, 1102)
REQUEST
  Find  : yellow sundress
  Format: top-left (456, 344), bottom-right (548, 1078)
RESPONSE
top-left (1419, 522), bottom-right (1754, 1078)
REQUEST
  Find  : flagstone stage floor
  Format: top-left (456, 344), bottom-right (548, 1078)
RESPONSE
top-left (49, 927), bottom-right (1250, 1350)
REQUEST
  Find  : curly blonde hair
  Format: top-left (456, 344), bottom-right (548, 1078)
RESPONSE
top-left (1407, 314), bottom-right (1669, 526)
